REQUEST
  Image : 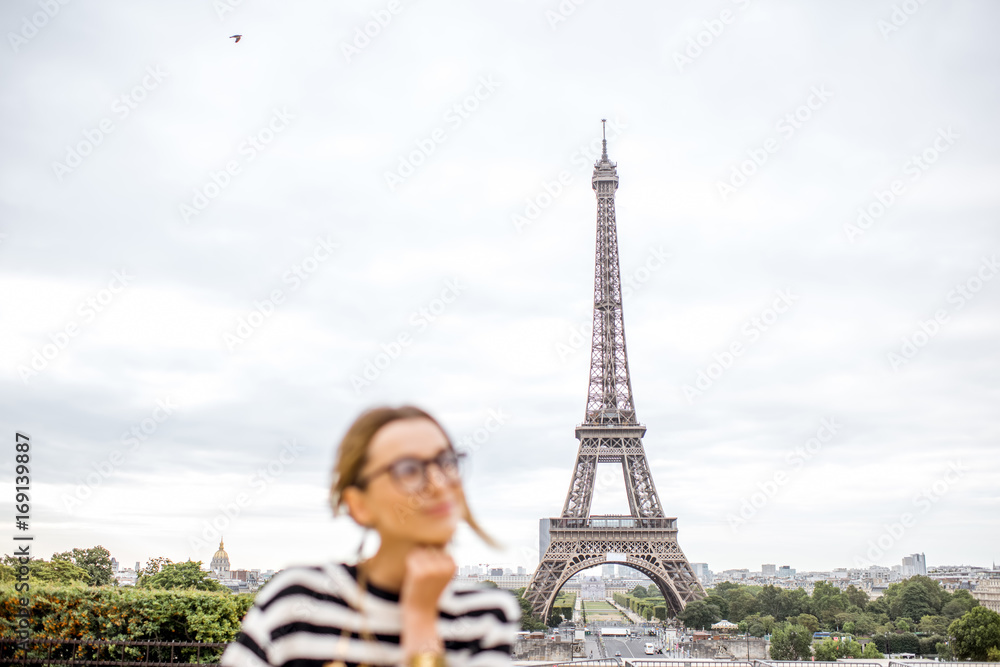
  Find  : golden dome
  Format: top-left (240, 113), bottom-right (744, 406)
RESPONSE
top-left (212, 539), bottom-right (229, 561)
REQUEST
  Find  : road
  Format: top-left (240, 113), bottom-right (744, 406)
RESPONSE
top-left (602, 637), bottom-right (656, 659)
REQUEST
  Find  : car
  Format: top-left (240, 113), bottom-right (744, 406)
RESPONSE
top-left (615, 652), bottom-right (622, 657)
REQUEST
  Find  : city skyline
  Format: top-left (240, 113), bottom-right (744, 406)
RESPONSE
top-left (2, 2), bottom-right (999, 576)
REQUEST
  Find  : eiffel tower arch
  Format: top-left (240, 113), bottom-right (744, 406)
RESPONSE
top-left (524, 122), bottom-right (705, 621)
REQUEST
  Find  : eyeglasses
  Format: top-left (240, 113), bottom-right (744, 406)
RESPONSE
top-left (356, 448), bottom-right (465, 495)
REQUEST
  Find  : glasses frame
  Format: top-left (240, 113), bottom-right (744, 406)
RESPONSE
top-left (355, 447), bottom-right (466, 495)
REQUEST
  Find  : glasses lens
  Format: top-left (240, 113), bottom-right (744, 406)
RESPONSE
top-left (437, 450), bottom-right (463, 480)
top-left (389, 458), bottom-right (424, 492)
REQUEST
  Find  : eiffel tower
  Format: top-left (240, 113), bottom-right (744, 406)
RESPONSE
top-left (523, 121), bottom-right (705, 621)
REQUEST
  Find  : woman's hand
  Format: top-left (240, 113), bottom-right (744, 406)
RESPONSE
top-left (400, 546), bottom-right (455, 656)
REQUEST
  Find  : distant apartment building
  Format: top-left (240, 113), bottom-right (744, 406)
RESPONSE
top-left (777, 565), bottom-right (795, 578)
top-left (762, 564), bottom-right (776, 577)
top-left (690, 562), bottom-right (712, 584)
top-left (972, 576), bottom-right (1000, 613)
top-left (902, 553), bottom-right (927, 577)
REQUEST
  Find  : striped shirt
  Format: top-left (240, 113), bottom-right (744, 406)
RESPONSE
top-left (220, 561), bottom-right (520, 667)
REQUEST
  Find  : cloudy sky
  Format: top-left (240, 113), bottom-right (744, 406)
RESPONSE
top-left (1, 0), bottom-right (998, 579)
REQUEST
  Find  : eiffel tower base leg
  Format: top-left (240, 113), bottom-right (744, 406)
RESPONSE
top-left (523, 522), bottom-right (705, 621)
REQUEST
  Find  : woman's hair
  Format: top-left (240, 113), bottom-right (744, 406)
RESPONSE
top-left (329, 405), bottom-right (497, 547)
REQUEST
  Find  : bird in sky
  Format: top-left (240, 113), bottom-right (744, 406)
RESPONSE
top-left (229, 34), bottom-right (242, 43)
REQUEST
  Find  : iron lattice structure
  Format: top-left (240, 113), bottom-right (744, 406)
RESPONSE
top-left (523, 122), bottom-right (705, 621)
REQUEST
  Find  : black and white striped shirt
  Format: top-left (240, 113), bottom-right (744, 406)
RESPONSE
top-left (220, 562), bottom-right (520, 667)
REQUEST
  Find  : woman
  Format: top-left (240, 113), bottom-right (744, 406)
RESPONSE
top-left (221, 405), bottom-right (520, 667)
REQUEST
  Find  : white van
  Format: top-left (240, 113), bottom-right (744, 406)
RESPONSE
top-left (644, 643), bottom-right (656, 655)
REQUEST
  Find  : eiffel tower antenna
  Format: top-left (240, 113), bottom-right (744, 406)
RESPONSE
top-left (524, 121), bottom-right (704, 621)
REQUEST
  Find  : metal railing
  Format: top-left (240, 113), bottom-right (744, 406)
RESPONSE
top-left (752, 663), bottom-right (882, 667)
top-left (0, 638), bottom-right (229, 666)
top-left (548, 517), bottom-right (678, 530)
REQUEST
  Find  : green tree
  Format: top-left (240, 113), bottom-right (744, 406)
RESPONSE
top-left (631, 584), bottom-right (648, 598)
top-left (481, 580), bottom-right (499, 588)
top-left (757, 585), bottom-right (788, 620)
top-left (844, 584), bottom-right (869, 611)
top-left (51, 546), bottom-right (114, 586)
top-left (942, 589), bottom-right (979, 619)
top-left (948, 607), bottom-right (1000, 661)
top-left (862, 641), bottom-right (884, 658)
top-left (677, 599), bottom-right (722, 630)
top-left (742, 612), bottom-right (775, 637)
top-left (769, 623), bottom-right (813, 660)
top-left (898, 583), bottom-right (935, 621)
top-left (512, 588), bottom-right (547, 631)
top-left (704, 594), bottom-right (730, 620)
top-left (852, 612), bottom-right (879, 636)
top-left (31, 558), bottom-right (90, 585)
top-left (795, 613), bottom-right (819, 634)
top-left (548, 609), bottom-right (563, 627)
top-left (810, 581), bottom-right (846, 627)
top-left (142, 556), bottom-right (172, 576)
top-left (138, 560), bottom-right (226, 592)
top-left (814, 637), bottom-right (864, 660)
top-left (647, 583), bottom-right (661, 598)
top-left (919, 614), bottom-right (950, 635)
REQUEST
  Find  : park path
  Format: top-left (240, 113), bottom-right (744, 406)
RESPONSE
top-left (606, 597), bottom-right (644, 624)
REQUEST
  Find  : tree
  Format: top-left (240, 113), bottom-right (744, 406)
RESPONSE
top-left (647, 583), bottom-right (661, 598)
top-left (548, 610), bottom-right (563, 627)
top-left (631, 584), bottom-right (649, 598)
top-left (51, 545), bottom-right (114, 586)
top-left (844, 584), bottom-right (869, 611)
top-left (898, 582), bottom-right (935, 621)
top-left (512, 588), bottom-right (547, 631)
top-left (757, 585), bottom-right (788, 620)
top-left (810, 581), bottom-right (846, 627)
top-left (704, 594), bottom-right (730, 620)
top-left (919, 614), bottom-right (951, 635)
top-left (770, 623), bottom-right (812, 660)
top-left (677, 599), bottom-right (722, 630)
top-left (948, 607), bottom-right (1000, 661)
top-left (942, 589), bottom-right (979, 619)
top-left (138, 560), bottom-right (227, 592)
top-left (814, 637), bottom-right (863, 660)
top-left (862, 641), bottom-right (884, 658)
top-left (142, 556), bottom-right (172, 576)
top-left (795, 613), bottom-right (819, 634)
top-left (742, 613), bottom-right (775, 637)
top-left (481, 580), bottom-right (499, 588)
top-left (31, 558), bottom-right (90, 585)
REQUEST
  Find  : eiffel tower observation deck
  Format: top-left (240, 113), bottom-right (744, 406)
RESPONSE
top-left (523, 121), bottom-right (705, 621)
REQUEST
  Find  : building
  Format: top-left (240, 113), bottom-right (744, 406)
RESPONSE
top-left (762, 564), bottom-right (776, 577)
top-left (581, 575), bottom-right (605, 601)
top-left (210, 539), bottom-right (231, 579)
top-left (902, 553), bottom-right (927, 577)
top-left (777, 565), bottom-right (796, 578)
top-left (972, 576), bottom-right (1000, 613)
top-left (690, 563), bottom-right (712, 584)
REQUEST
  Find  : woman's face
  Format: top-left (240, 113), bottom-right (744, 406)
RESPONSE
top-left (348, 417), bottom-right (463, 547)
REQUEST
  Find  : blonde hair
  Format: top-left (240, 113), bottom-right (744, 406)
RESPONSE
top-left (329, 405), bottom-right (497, 547)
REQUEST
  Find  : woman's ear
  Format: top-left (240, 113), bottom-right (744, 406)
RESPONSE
top-left (342, 486), bottom-right (374, 529)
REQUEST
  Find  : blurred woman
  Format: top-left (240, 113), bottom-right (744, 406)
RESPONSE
top-left (221, 405), bottom-right (519, 667)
